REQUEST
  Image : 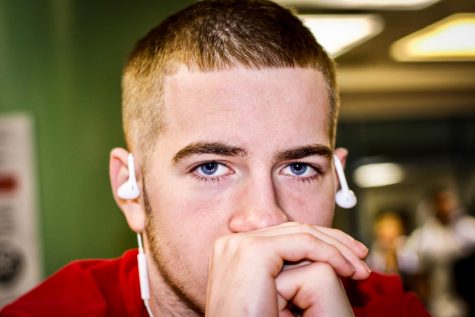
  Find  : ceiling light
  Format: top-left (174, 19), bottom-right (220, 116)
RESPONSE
top-left (300, 14), bottom-right (383, 57)
top-left (391, 13), bottom-right (475, 61)
top-left (353, 163), bottom-right (405, 188)
top-left (276, 0), bottom-right (441, 10)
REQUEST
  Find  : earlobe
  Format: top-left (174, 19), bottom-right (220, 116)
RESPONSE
top-left (110, 148), bottom-right (146, 232)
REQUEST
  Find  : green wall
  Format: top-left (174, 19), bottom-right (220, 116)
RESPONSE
top-left (0, 0), bottom-right (193, 276)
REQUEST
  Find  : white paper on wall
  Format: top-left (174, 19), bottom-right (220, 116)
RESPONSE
top-left (0, 113), bottom-right (42, 307)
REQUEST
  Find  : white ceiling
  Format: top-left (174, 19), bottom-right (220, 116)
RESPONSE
top-left (276, 0), bottom-right (475, 121)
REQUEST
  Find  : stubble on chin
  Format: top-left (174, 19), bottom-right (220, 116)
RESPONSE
top-left (143, 182), bottom-right (206, 315)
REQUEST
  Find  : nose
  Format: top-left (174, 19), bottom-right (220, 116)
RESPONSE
top-left (228, 174), bottom-right (289, 233)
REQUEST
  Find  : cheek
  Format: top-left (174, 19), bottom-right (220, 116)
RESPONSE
top-left (149, 176), bottom-right (234, 245)
top-left (158, 185), bottom-right (233, 222)
top-left (147, 183), bottom-right (229, 276)
top-left (277, 179), bottom-right (336, 226)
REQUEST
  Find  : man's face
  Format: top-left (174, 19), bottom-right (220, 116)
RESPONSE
top-left (143, 67), bottom-right (337, 310)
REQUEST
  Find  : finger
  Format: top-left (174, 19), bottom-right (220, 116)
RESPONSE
top-left (316, 227), bottom-right (369, 258)
top-left (278, 294), bottom-right (305, 317)
top-left (249, 223), bottom-right (368, 259)
top-left (301, 229), bottom-right (370, 280)
top-left (258, 233), bottom-right (357, 278)
top-left (276, 262), bottom-right (354, 317)
top-left (277, 293), bottom-right (288, 313)
top-left (244, 223), bottom-right (370, 279)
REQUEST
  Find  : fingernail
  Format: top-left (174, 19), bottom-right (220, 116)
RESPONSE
top-left (362, 261), bottom-right (371, 273)
top-left (349, 261), bottom-right (356, 273)
top-left (357, 241), bottom-right (368, 251)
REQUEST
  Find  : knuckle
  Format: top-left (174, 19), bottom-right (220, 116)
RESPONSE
top-left (227, 235), bottom-right (245, 253)
top-left (301, 232), bottom-right (318, 244)
top-left (300, 223), bottom-right (315, 233)
top-left (234, 236), bottom-right (261, 261)
top-left (239, 236), bottom-right (258, 251)
top-left (314, 262), bottom-right (335, 275)
top-left (212, 234), bottom-right (265, 265)
top-left (324, 244), bottom-right (341, 259)
top-left (212, 236), bottom-right (228, 254)
top-left (300, 263), bottom-right (339, 294)
top-left (332, 228), bottom-right (345, 237)
top-left (313, 263), bottom-right (338, 281)
top-left (328, 228), bottom-right (350, 242)
top-left (213, 234), bottom-right (241, 254)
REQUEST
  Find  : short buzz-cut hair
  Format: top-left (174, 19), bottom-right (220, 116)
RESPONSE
top-left (122, 0), bottom-right (339, 168)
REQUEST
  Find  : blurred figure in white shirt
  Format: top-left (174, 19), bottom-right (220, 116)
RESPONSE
top-left (399, 188), bottom-right (475, 317)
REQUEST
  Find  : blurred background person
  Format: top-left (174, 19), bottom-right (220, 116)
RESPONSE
top-left (399, 188), bottom-right (475, 317)
top-left (367, 211), bottom-right (407, 274)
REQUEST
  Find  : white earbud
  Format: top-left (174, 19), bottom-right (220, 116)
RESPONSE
top-left (117, 155), bottom-right (151, 314)
top-left (117, 153), bottom-right (141, 200)
top-left (333, 155), bottom-right (357, 209)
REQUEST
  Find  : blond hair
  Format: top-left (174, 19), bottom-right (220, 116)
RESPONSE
top-left (122, 0), bottom-right (339, 168)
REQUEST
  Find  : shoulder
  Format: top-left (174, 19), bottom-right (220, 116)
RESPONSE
top-left (344, 272), bottom-right (431, 317)
top-left (0, 249), bottom-right (141, 317)
top-left (455, 214), bottom-right (475, 229)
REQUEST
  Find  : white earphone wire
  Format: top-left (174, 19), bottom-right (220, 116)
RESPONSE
top-left (137, 233), bottom-right (155, 317)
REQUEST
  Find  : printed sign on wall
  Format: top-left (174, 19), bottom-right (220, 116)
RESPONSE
top-left (0, 113), bottom-right (42, 307)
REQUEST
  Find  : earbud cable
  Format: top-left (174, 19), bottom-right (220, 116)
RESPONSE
top-left (137, 233), bottom-right (155, 317)
top-left (144, 299), bottom-right (154, 317)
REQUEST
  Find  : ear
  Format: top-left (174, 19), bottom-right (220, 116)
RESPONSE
top-left (334, 147), bottom-right (348, 169)
top-left (333, 147), bottom-right (349, 189)
top-left (110, 147), bottom-right (145, 233)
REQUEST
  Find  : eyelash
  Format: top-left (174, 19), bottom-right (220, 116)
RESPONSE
top-left (190, 161), bottom-right (231, 184)
top-left (281, 163), bottom-right (323, 184)
top-left (190, 162), bottom-right (323, 184)
top-left (192, 174), bottom-right (227, 183)
top-left (287, 174), bottom-right (319, 184)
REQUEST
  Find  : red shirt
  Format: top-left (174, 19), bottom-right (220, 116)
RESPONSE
top-left (1, 249), bottom-right (430, 316)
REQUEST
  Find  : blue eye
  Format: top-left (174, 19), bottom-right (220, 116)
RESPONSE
top-left (200, 162), bottom-right (219, 175)
top-left (289, 163), bottom-right (307, 176)
top-left (193, 162), bottom-right (232, 181)
top-left (281, 163), bottom-right (317, 178)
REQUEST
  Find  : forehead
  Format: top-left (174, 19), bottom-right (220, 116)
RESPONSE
top-left (160, 67), bottom-right (330, 152)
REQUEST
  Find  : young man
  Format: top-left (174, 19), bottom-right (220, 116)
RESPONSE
top-left (1, 1), bottom-right (430, 316)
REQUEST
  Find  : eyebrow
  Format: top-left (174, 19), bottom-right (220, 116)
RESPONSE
top-left (172, 142), bottom-right (248, 164)
top-left (274, 144), bottom-right (333, 162)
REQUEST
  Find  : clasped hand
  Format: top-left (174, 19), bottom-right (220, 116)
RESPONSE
top-left (206, 222), bottom-right (370, 317)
